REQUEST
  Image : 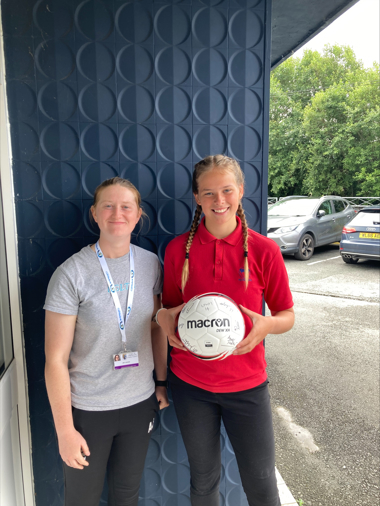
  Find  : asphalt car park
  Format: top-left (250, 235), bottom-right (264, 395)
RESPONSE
top-left (266, 244), bottom-right (379, 506)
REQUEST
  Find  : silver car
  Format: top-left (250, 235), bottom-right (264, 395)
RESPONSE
top-left (267, 196), bottom-right (355, 260)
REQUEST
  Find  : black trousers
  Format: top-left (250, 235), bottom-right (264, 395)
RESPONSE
top-left (63, 393), bottom-right (159, 506)
top-left (170, 373), bottom-right (281, 506)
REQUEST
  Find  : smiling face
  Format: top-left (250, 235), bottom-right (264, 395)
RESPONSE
top-left (91, 184), bottom-right (142, 241)
top-left (194, 167), bottom-right (244, 238)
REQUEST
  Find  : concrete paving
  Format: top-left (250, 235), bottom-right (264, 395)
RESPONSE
top-left (266, 244), bottom-right (379, 506)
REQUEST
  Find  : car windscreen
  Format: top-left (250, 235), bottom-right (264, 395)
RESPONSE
top-left (268, 199), bottom-right (319, 217)
top-left (351, 211), bottom-right (380, 225)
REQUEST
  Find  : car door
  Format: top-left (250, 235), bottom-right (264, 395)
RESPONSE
top-left (333, 199), bottom-right (354, 240)
top-left (316, 200), bottom-right (336, 244)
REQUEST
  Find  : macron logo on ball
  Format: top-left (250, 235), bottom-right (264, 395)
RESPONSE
top-left (187, 318), bottom-right (230, 329)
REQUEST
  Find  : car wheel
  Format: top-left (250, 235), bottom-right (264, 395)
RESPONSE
top-left (294, 234), bottom-right (315, 260)
top-left (342, 256), bottom-right (359, 264)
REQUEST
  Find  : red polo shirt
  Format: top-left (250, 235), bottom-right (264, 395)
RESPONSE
top-left (162, 217), bottom-right (293, 393)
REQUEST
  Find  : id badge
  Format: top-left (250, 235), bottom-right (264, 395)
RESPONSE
top-left (113, 351), bottom-right (139, 370)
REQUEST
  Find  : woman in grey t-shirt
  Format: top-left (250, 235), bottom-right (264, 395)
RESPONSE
top-left (44, 177), bottom-right (175, 506)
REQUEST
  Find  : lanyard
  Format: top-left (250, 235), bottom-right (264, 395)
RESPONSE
top-left (95, 241), bottom-right (135, 349)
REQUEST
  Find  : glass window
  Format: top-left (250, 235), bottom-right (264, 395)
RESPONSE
top-left (0, 181), bottom-right (13, 379)
top-left (351, 211), bottom-right (380, 226)
top-left (333, 200), bottom-right (345, 213)
top-left (318, 201), bottom-right (332, 215)
top-left (268, 199), bottom-right (320, 217)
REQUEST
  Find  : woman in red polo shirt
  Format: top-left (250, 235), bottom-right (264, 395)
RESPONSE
top-left (156, 155), bottom-right (295, 506)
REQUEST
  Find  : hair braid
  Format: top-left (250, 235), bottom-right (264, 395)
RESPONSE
top-left (237, 203), bottom-right (249, 289)
top-left (181, 205), bottom-right (202, 291)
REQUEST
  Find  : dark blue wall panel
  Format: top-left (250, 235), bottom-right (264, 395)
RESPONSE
top-left (1, 0), bottom-right (271, 504)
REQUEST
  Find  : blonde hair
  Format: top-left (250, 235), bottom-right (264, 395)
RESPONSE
top-left (181, 155), bottom-right (249, 291)
top-left (90, 177), bottom-right (147, 230)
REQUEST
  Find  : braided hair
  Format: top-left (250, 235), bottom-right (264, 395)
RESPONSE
top-left (181, 155), bottom-right (250, 291)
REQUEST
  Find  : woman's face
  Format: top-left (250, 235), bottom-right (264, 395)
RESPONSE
top-left (194, 168), bottom-right (243, 235)
top-left (91, 185), bottom-right (142, 240)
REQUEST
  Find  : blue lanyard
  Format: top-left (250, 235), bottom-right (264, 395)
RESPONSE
top-left (95, 241), bottom-right (135, 348)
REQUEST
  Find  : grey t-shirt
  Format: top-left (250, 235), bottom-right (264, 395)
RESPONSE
top-left (44, 245), bottom-right (163, 411)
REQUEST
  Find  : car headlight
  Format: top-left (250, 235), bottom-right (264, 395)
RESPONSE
top-left (274, 225), bottom-right (299, 234)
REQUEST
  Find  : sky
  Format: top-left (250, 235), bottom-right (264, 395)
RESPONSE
top-left (293, 0), bottom-right (379, 68)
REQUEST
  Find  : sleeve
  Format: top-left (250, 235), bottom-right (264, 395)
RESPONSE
top-left (153, 257), bottom-right (163, 295)
top-left (263, 248), bottom-right (294, 313)
top-left (43, 267), bottom-right (80, 316)
top-left (162, 240), bottom-right (184, 308)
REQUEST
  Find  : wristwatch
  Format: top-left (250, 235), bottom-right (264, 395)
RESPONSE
top-left (155, 379), bottom-right (168, 388)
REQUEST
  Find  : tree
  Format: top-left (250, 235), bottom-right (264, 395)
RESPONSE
top-left (269, 45), bottom-right (379, 197)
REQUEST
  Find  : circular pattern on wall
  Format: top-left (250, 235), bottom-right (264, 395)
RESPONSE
top-left (8, 81), bottom-right (36, 119)
top-left (79, 83), bottom-right (116, 122)
top-left (158, 200), bottom-right (192, 235)
top-left (121, 164), bottom-right (156, 199)
top-left (162, 434), bottom-right (188, 464)
top-left (82, 163), bottom-right (117, 197)
top-left (193, 48), bottom-right (227, 86)
top-left (39, 82), bottom-right (77, 121)
top-left (47, 239), bottom-right (82, 270)
top-left (75, 0), bottom-right (113, 40)
top-left (157, 125), bottom-right (191, 162)
top-left (139, 469), bottom-right (161, 498)
top-left (43, 162), bottom-right (80, 199)
top-left (241, 163), bottom-right (260, 196)
top-left (155, 5), bottom-right (191, 45)
top-left (34, 0), bottom-right (73, 38)
top-left (11, 122), bottom-right (39, 159)
top-left (163, 464), bottom-right (190, 494)
top-left (165, 496), bottom-right (191, 506)
top-left (132, 236), bottom-right (157, 255)
top-left (193, 126), bottom-right (227, 160)
top-left (18, 240), bottom-right (45, 277)
top-left (77, 42), bottom-right (115, 82)
top-left (192, 7), bottom-right (227, 47)
top-left (227, 486), bottom-right (249, 506)
top-left (13, 162), bottom-right (41, 200)
top-left (81, 124), bottom-right (118, 161)
top-left (35, 40), bottom-right (75, 80)
top-left (228, 89), bottom-right (261, 124)
top-left (226, 457), bottom-right (242, 485)
top-left (229, 10), bottom-right (263, 48)
top-left (157, 163), bottom-right (191, 199)
top-left (200, 0), bottom-right (224, 5)
top-left (45, 201), bottom-right (82, 237)
top-left (234, 0), bottom-right (261, 7)
top-left (228, 126), bottom-right (261, 161)
top-left (156, 87), bottom-right (191, 124)
top-left (229, 50), bottom-right (262, 87)
top-left (116, 2), bottom-right (153, 43)
top-left (242, 198), bottom-right (259, 228)
top-left (16, 202), bottom-right (43, 238)
top-left (119, 125), bottom-right (155, 161)
top-left (140, 201), bottom-right (157, 233)
top-left (193, 88), bottom-right (227, 124)
top-left (117, 45), bottom-right (153, 84)
top-left (156, 47), bottom-right (191, 85)
top-left (118, 86), bottom-right (154, 123)
top-left (41, 123), bottom-right (79, 161)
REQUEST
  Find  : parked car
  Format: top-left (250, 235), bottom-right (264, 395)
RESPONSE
top-left (340, 206), bottom-right (380, 263)
top-left (267, 196), bottom-right (354, 260)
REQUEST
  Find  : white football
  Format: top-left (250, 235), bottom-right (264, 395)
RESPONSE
top-left (177, 293), bottom-right (245, 360)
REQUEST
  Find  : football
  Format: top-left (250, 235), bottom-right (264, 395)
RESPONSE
top-left (177, 293), bottom-right (245, 360)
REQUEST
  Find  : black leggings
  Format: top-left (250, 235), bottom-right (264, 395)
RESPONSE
top-left (170, 373), bottom-right (280, 506)
top-left (64, 393), bottom-right (159, 506)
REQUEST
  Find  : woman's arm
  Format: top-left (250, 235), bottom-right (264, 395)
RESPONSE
top-left (151, 295), bottom-right (169, 409)
top-left (233, 307), bottom-right (295, 355)
top-left (45, 310), bottom-right (90, 469)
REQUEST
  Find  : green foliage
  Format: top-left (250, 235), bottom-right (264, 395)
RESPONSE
top-left (269, 45), bottom-right (380, 197)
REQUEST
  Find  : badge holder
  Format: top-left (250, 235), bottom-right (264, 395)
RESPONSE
top-left (113, 343), bottom-right (139, 370)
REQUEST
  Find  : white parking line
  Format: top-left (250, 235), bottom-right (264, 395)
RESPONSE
top-left (307, 255), bottom-right (341, 265)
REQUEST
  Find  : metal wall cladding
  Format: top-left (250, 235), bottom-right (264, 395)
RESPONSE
top-left (2, 0), bottom-right (270, 504)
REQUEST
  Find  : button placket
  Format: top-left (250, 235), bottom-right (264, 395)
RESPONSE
top-left (214, 241), bottom-right (224, 280)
